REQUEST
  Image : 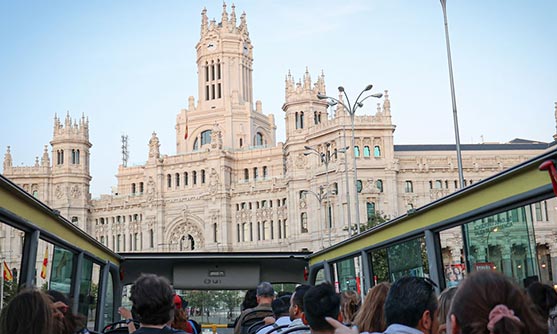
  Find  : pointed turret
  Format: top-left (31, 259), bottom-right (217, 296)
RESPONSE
top-left (41, 145), bottom-right (50, 167)
top-left (303, 67), bottom-right (311, 91)
top-left (230, 3), bottom-right (237, 30)
top-left (383, 90), bottom-right (391, 116)
top-left (201, 7), bottom-right (208, 36)
top-left (221, 2), bottom-right (229, 27)
top-left (3, 146), bottom-right (12, 170)
top-left (239, 11), bottom-right (248, 35)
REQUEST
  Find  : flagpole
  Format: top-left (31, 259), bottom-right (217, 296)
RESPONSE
top-left (1, 259), bottom-right (4, 310)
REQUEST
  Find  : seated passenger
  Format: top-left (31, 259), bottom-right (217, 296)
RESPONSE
top-left (234, 282), bottom-right (275, 334)
top-left (0, 288), bottom-right (56, 334)
top-left (340, 291), bottom-right (361, 326)
top-left (303, 283), bottom-right (340, 334)
top-left (287, 285), bottom-right (311, 334)
top-left (48, 290), bottom-right (90, 334)
top-left (129, 273), bottom-right (187, 334)
top-left (353, 283), bottom-right (390, 333)
top-left (448, 270), bottom-right (547, 334)
top-left (326, 277), bottom-right (438, 334)
top-left (527, 281), bottom-right (557, 331)
top-left (436, 287), bottom-right (457, 334)
top-left (257, 294), bottom-right (292, 334)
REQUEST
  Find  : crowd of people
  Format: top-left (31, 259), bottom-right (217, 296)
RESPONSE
top-left (1, 270), bottom-right (557, 334)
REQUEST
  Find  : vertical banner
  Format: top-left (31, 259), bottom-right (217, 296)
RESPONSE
top-left (40, 246), bottom-right (48, 279)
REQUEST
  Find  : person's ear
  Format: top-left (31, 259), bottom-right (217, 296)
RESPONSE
top-left (449, 315), bottom-right (459, 334)
top-left (420, 310), bottom-right (432, 331)
top-left (302, 313), bottom-right (308, 325)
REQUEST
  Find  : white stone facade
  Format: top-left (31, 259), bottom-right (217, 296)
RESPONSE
top-left (2, 5), bottom-right (556, 271)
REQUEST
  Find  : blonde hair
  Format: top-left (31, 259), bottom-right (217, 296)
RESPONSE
top-left (354, 283), bottom-right (390, 333)
top-left (340, 290), bottom-right (361, 325)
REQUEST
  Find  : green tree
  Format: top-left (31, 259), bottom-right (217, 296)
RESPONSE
top-left (2, 279), bottom-right (19, 307)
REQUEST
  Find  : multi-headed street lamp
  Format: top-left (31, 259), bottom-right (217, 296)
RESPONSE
top-left (317, 85), bottom-right (382, 234)
top-left (302, 186), bottom-right (328, 249)
top-left (305, 144), bottom-right (333, 245)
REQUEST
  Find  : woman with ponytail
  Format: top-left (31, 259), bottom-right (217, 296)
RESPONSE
top-left (447, 270), bottom-right (546, 334)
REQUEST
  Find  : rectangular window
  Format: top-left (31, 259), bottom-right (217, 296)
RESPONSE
top-left (535, 202), bottom-right (543, 221)
top-left (405, 181), bottom-right (413, 193)
top-left (205, 66), bottom-right (209, 82)
top-left (217, 83), bottom-right (222, 98)
top-left (211, 84), bottom-right (215, 99)
top-left (205, 85), bottom-right (210, 100)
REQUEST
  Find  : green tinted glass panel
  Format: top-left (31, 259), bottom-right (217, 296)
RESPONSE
top-left (387, 237), bottom-right (428, 281)
top-left (464, 206), bottom-right (537, 286)
top-left (370, 248), bottom-right (389, 285)
top-left (50, 247), bottom-right (74, 294)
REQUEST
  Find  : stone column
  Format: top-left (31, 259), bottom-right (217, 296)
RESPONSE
top-left (501, 244), bottom-right (513, 277)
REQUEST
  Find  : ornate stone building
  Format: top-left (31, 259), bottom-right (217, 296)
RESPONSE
top-left (2, 4), bottom-right (556, 277)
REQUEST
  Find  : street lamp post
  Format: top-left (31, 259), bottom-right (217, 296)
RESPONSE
top-left (440, 0), bottom-right (465, 188)
top-left (302, 186), bottom-right (328, 249)
top-left (305, 143), bottom-right (334, 246)
top-left (318, 85), bottom-right (383, 234)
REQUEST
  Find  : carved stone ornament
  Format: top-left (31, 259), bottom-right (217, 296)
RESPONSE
top-left (55, 185), bottom-right (64, 199)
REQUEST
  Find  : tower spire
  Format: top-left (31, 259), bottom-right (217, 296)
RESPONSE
top-left (201, 7), bottom-right (208, 36)
top-left (383, 90), bottom-right (391, 116)
top-left (221, 2), bottom-right (229, 26)
top-left (230, 3), bottom-right (237, 29)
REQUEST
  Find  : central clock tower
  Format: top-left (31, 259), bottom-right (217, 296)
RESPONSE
top-left (175, 4), bottom-right (276, 154)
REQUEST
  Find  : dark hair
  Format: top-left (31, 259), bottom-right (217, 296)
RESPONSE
top-left (130, 273), bottom-right (174, 325)
top-left (303, 283), bottom-right (340, 331)
top-left (0, 289), bottom-right (54, 334)
top-left (292, 285), bottom-right (311, 310)
top-left (47, 290), bottom-right (87, 334)
top-left (384, 276), bottom-right (438, 328)
top-left (527, 282), bottom-right (557, 319)
top-left (451, 270), bottom-right (547, 334)
top-left (272, 295), bottom-right (291, 317)
top-left (354, 282), bottom-right (390, 333)
top-left (242, 288), bottom-right (258, 311)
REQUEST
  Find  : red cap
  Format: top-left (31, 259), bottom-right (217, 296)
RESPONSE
top-left (173, 294), bottom-right (182, 309)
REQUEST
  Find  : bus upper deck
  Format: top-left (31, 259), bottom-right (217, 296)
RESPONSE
top-left (308, 146), bottom-right (557, 293)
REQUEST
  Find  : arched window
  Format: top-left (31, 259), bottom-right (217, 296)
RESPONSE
top-left (201, 170), bottom-right (206, 184)
top-left (374, 146), bottom-right (381, 157)
top-left (435, 180), bottom-right (442, 189)
top-left (301, 213), bottom-right (308, 233)
top-left (354, 146), bottom-right (360, 157)
top-left (240, 138), bottom-right (243, 147)
top-left (263, 166), bottom-right (268, 179)
top-left (139, 182), bottom-right (144, 193)
top-left (193, 171), bottom-right (197, 185)
top-left (149, 229), bottom-right (154, 248)
top-left (167, 174), bottom-right (172, 188)
top-left (132, 183), bottom-right (136, 194)
top-left (376, 179), bottom-right (383, 192)
top-left (357, 180), bottom-right (363, 193)
top-left (201, 130), bottom-right (212, 146)
top-left (76, 149), bottom-right (80, 164)
top-left (175, 173), bottom-right (180, 187)
top-left (253, 167), bottom-right (258, 180)
top-left (300, 112), bottom-right (304, 129)
top-left (363, 146), bottom-right (371, 157)
top-left (255, 132), bottom-right (264, 146)
top-left (314, 111), bottom-right (321, 124)
top-left (193, 138), bottom-right (199, 151)
top-left (184, 172), bottom-right (188, 186)
top-left (244, 168), bottom-right (249, 181)
top-left (332, 182), bottom-right (338, 195)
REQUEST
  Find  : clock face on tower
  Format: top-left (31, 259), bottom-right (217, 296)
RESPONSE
top-left (242, 43), bottom-right (249, 55)
top-left (207, 41), bottom-right (216, 51)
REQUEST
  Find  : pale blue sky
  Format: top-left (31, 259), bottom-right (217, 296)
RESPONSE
top-left (1, 1), bottom-right (555, 196)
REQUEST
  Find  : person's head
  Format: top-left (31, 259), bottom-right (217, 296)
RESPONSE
top-left (256, 282), bottom-right (275, 304)
top-left (0, 288), bottom-right (55, 334)
top-left (527, 282), bottom-right (557, 319)
top-left (437, 287), bottom-right (457, 334)
top-left (340, 290), bottom-right (361, 324)
top-left (448, 270), bottom-right (547, 334)
top-left (272, 295), bottom-right (291, 318)
top-left (47, 290), bottom-right (86, 334)
top-left (130, 273), bottom-right (174, 326)
top-left (302, 283), bottom-right (340, 333)
top-left (242, 288), bottom-right (258, 310)
top-left (384, 276), bottom-right (438, 334)
top-left (290, 284), bottom-right (311, 321)
top-left (354, 282), bottom-right (390, 333)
